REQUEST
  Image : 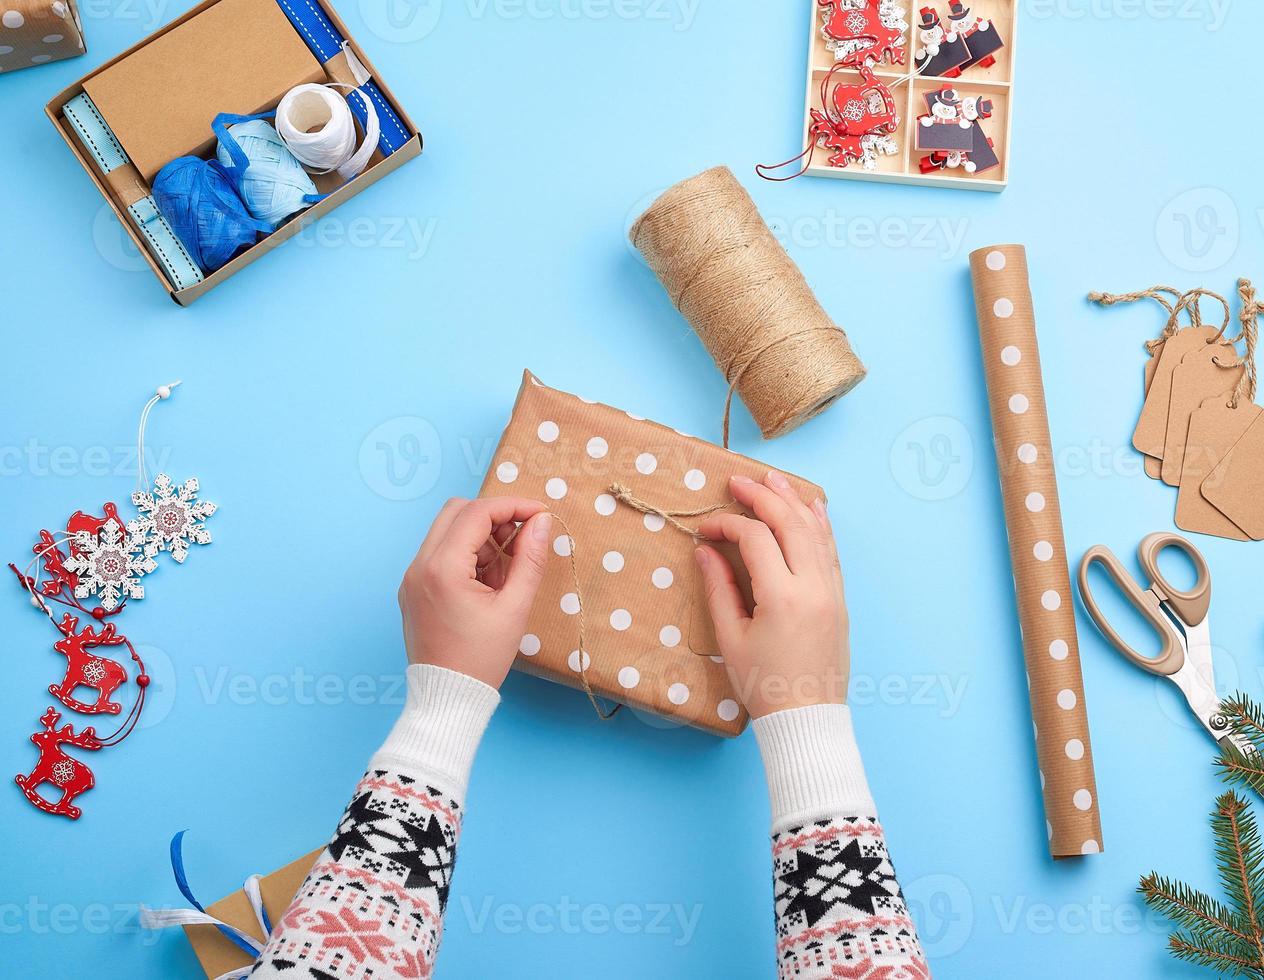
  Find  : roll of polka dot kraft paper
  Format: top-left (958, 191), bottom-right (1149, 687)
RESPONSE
top-left (970, 244), bottom-right (1104, 860)
top-left (478, 370), bottom-right (826, 737)
top-left (0, 0), bottom-right (85, 73)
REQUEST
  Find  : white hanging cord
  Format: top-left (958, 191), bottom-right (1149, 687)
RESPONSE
top-left (19, 531), bottom-right (80, 621)
top-left (275, 81), bottom-right (380, 182)
top-left (138, 381), bottom-right (181, 492)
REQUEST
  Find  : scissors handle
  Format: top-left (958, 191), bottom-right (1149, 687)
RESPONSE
top-left (1138, 532), bottom-right (1212, 629)
top-left (1077, 545), bottom-right (1185, 675)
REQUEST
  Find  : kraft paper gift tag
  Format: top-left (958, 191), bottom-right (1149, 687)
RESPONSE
top-left (1133, 327), bottom-right (1232, 459)
top-left (1176, 398), bottom-right (1260, 540)
top-left (1161, 345), bottom-right (1244, 486)
top-left (1202, 414), bottom-right (1264, 540)
top-left (1143, 344), bottom-right (1162, 480)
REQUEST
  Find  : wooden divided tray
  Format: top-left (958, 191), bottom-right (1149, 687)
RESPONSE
top-left (801, 0), bottom-right (1016, 190)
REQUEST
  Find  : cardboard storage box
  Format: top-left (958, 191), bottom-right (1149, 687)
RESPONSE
top-left (46, 0), bottom-right (422, 304)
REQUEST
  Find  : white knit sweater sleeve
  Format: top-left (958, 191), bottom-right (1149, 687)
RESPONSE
top-left (754, 704), bottom-right (930, 979)
top-left (249, 664), bottom-right (498, 979)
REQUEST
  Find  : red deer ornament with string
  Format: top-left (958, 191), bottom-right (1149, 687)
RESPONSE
top-left (809, 64), bottom-right (900, 169)
top-left (818, 0), bottom-right (908, 68)
top-left (15, 708), bottom-right (104, 820)
top-left (49, 614), bottom-right (131, 715)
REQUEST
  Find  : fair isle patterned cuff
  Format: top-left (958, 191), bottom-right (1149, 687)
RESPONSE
top-left (753, 704), bottom-right (875, 832)
top-left (773, 816), bottom-right (929, 980)
top-left (250, 767), bottom-right (459, 979)
top-left (371, 664), bottom-right (500, 800)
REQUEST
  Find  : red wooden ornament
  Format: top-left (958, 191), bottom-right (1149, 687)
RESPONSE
top-left (11, 506), bottom-right (151, 819)
top-left (819, 0), bottom-right (907, 68)
top-left (809, 65), bottom-right (900, 169)
top-left (15, 708), bottom-right (103, 820)
top-left (49, 614), bottom-right (130, 715)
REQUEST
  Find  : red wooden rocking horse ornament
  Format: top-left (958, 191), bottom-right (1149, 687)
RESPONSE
top-left (16, 708), bottom-right (104, 820)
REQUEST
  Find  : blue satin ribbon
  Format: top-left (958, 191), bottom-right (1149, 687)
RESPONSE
top-left (169, 830), bottom-right (273, 956)
top-left (271, 0), bottom-right (411, 155)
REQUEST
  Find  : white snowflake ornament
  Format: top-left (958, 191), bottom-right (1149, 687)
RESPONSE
top-left (64, 518), bottom-right (156, 612)
top-left (129, 473), bottom-right (216, 564)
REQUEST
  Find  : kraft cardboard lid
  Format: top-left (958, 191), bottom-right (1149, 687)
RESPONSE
top-left (83, 0), bottom-right (324, 183)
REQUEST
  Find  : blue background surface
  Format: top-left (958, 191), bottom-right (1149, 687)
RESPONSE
top-left (0, 0), bottom-right (1256, 976)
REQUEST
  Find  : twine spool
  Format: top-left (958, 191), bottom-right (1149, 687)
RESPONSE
top-left (629, 166), bottom-right (866, 444)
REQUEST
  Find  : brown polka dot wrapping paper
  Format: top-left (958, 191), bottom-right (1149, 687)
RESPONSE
top-left (969, 245), bottom-right (1104, 859)
top-left (0, 0), bottom-right (85, 74)
top-left (478, 371), bottom-right (826, 737)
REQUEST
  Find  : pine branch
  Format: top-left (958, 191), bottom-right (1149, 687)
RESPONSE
top-left (1216, 793), bottom-right (1264, 958)
top-left (1168, 933), bottom-right (1264, 978)
top-left (1140, 874), bottom-right (1252, 943)
top-left (1219, 694), bottom-right (1264, 796)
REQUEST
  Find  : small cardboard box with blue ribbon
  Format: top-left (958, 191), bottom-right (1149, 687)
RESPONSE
top-left (45, 0), bottom-right (421, 305)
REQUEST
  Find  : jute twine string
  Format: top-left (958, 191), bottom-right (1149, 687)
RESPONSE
top-left (1089, 285), bottom-right (1231, 353)
top-left (1089, 280), bottom-right (1260, 407)
top-left (608, 482), bottom-right (735, 538)
top-left (630, 166), bottom-right (866, 447)
top-left (487, 514), bottom-right (619, 720)
top-left (1229, 279), bottom-right (1261, 407)
top-left (486, 486), bottom-right (739, 718)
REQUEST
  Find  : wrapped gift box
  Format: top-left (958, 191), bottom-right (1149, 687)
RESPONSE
top-left (182, 849), bottom-right (320, 977)
top-left (478, 371), bottom-right (825, 737)
top-left (0, 0), bottom-right (84, 74)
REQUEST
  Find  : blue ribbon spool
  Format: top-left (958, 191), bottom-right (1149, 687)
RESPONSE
top-left (214, 115), bottom-right (320, 232)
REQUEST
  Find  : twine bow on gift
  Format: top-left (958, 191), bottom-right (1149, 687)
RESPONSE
top-left (486, 485), bottom-right (738, 721)
top-left (140, 831), bottom-right (273, 980)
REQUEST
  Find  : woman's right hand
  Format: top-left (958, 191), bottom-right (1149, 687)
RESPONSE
top-left (693, 471), bottom-right (850, 719)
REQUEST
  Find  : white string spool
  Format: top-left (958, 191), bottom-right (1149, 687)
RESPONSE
top-left (275, 82), bottom-right (380, 182)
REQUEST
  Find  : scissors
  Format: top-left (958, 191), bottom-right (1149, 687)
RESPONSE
top-left (1077, 532), bottom-right (1251, 755)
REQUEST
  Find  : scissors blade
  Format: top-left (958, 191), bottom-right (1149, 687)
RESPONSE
top-left (1167, 629), bottom-right (1247, 752)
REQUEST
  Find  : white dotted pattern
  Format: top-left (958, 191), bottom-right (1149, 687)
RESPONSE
top-left (493, 378), bottom-right (767, 736)
top-left (978, 245), bottom-right (1098, 852)
top-left (545, 477), bottom-right (568, 500)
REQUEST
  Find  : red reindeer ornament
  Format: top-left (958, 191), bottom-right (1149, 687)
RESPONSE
top-left (809, 65), bottom-right (900, 169)
top-left (819, 0), bottom-right (908, 67)
top-left (15, 708), bottom-right (103, 819)
top-left (49, 614), bottom-right (131, 715)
